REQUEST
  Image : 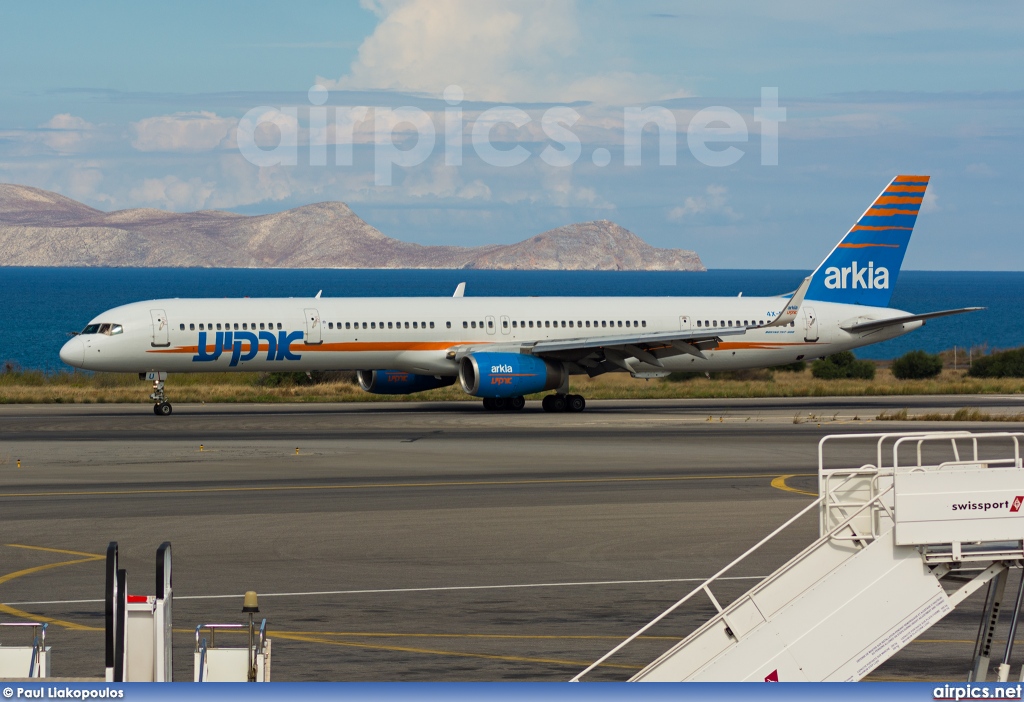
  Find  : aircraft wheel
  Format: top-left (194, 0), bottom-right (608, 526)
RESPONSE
top-left (156, 402), bottom-right (173, 416)
top-left (509, 396), bottom-right (526, 411)
top-left (544, 394), bottom-right (566, 412)
top-left (492, 397), bottom-right (507, 411)
top-left (482, 398), bottom-right (495, 411)
top-left (566, 394), bottom-right (586, 412)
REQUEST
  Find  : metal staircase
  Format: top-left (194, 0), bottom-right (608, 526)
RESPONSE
top-left (573, 431), bottom-right (1024, 682)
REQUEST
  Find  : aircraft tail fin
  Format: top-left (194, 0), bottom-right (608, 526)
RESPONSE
top-left (805, 175), bottom-right (929, 307)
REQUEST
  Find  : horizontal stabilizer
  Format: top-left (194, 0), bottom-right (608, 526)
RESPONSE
top-left (840, 307), bottom-right (984, 333)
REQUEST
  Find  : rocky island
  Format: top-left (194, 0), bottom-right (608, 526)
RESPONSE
top-left (0, 184), bottom-right (705, 271)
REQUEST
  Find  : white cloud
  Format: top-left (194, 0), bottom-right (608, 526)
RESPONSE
top-left (38, 114), bottom-right (98, 154)
top-left (321, 0), bottom-right (684, 103)
top-left (920, 189), bottom-right (940, 214)
top-left (402, 161), bottom-right (492, 200)
top-left (128, 175), bottom-right (216, 210)
top-left (131, 111), bottom-right (234, 152)
top-left (668, 184), bottom-right (741, 221)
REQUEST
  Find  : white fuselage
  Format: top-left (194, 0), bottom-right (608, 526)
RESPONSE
top-left (60, 295), bottom-right (921, 376)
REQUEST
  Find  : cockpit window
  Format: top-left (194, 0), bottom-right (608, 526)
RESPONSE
top-left (81, 323), bottom-right (124, 336)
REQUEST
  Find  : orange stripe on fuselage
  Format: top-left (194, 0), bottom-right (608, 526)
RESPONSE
top-left (146, 340), bottom-right (480, 355)
top-left (715, 341), bottom-right (823, 351)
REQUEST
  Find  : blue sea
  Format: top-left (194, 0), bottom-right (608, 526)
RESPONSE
top-left (0, 267), bottom-right (1018, 372)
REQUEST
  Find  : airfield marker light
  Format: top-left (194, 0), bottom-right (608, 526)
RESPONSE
top-left (200, 444), bottom-right (204, 452)
top-left (295, 447), bottom-right (299, 455)
top-left (243, 591), bottom-right (259, 682)
top-left (17, 459), bottom-right (21, 468)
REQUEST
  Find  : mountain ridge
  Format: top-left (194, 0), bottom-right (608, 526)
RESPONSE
top-left (0, 184), bottom-right (706, 271)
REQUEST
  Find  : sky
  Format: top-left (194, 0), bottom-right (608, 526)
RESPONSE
top-left (0, 0), bottom-right (1022, 270)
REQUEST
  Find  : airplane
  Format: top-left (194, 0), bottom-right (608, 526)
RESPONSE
top-left (59, 175), bottom-right (981, 416)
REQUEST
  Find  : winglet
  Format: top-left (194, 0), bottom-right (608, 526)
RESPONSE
top-left (453, 282), bottom-right (466, 298)
top-left (765, 276), bottom-right (811, 328)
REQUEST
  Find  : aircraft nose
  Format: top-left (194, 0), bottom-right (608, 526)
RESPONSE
top-left (59, 337), bottom-right (85, 368)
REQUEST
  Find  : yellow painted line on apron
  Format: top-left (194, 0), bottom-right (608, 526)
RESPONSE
top-left (0, 544), bottom-right (104, 631)
top-left (0, 473), bottom-right (792, 499)
top-left (274, 631), bottom-right (643, 670)
top-left (770, 474), bottom-right (818, 497)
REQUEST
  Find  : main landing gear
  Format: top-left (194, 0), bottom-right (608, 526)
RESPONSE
top-left (542, 393), bottom-right (586, 413)
top-left (482, 396), bottom-right (526, 411)
top-left (149, 376), bottom-right (172, 416)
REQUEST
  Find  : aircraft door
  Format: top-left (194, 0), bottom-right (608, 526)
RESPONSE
top-left (304, 308), bottom-right (322, 344)
top-left (150, 309), bottom-right (169, 347)
top-left (499, 315), bottom-right (511, 335)
top-left (803, 306), bottom-right (819, 342)
top-left (485, 315), bottom-right (496, 335)
top-left (679, 315), bottom-right (691, 331)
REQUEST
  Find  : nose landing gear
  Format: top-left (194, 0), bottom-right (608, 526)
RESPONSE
top-left (148, 373), bottom-right (172, 416)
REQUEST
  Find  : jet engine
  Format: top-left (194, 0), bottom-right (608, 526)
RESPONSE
top-left (356, 370), bottom-right (456, 394)
top-left (458, 352), bottom-right (565, 398)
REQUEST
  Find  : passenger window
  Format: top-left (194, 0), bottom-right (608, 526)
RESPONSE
top-left (559, 321), bottom-right (565, 328)
top-left (362, 322), bottom-right (367, 329)
top-left (413, 322), bottom-right (418, 329)
top-left (179, 323), bottom-right (185, 331)
top-left (618, 321), bottom-right (623, 327)
top-left (528, 321), bottom-right (534, 328)
top-left (503, 320), bottom-right (508, 328)
top-left (545, 321), bottom-right (550, 328)
top-left (199, 323), bottom-right (205, 330)
top-left (388, 322), bottom-right (393, 329)
top-left (463, 321), bottom-right (468, 328)
top-left (625, 321), bottom-right (631, 328)
top-left (231, 323), bottom-right (237, 330)
top-left (578, 321), bottom-right (582, 327)
top-left (430, 322), bottom-right (435, 329)
top-left (512, 321), bottom-right (517, 328)
top-left (697, 320), bottom-right (702, 327)
top-left (585, 321), bottom-right (590, 327)
top-left (190, 323), bottom-right (195, 331)
top-left (404, 322), bottom-right (409, 329)
top-left (488, 320), bottom-right (493, 328)
top-left (601, 321), bottom-right (606, 327)
top-left (277, 323), bottom-right (282, 330)
top-left (216, 323), bottom-right (222, 330)
top-left (371, 322), bottom-right (376, 329)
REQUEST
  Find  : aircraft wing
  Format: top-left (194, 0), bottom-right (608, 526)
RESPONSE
top-left (840, 307), bottom-right (984, 334)
top-left (448, 278), bottom-right (813, 374)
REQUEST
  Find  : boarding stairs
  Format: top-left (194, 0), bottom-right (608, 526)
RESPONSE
top-left (573, 431), bottom-right (1024, 682)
